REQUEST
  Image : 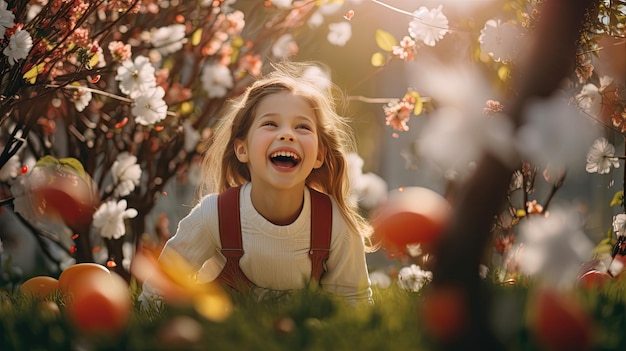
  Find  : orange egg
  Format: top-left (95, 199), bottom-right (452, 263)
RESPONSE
top-left (65, 271), bottom-right (132, 335)
top-left (58, 263), bottom-right (111, 296)
top-left (19, 276), bottom-right (59, 299)
top-left (371, 187), bottom-right (450, 253)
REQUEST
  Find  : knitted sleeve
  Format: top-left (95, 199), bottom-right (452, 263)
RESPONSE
top-left (319, 201), bottom-right (373, 304)
top-left (138, 194), bottom-right (220, 307)
top-left (158, 194), bottom-right (220, 272)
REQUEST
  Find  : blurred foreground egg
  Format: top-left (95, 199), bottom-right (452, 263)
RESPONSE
top-left (420, 286), bottom-right (468, 341)
top-left (371, 187), bottom-right (450, 253)
top-left (58, 263), bottom-right (111, 295)
top-left (12, 157), bottom-right (99, 232)
top-left (65, 271), bottom-right (131, 335)
top-left (577, 269), bottom-right (611, 289)
top-left (528, 288), bottom-right (593, 351)
top-left (20, 276), bottom-right (59, 299)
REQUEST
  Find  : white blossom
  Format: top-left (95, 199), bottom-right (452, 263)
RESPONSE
top-left (327, 22), bottom-right (352, 46)
top-left (271, 0), bottom-right (292, 9)
top-left (419, 106), bottom-right (515, 180)
top-left (92, 199), bottom-right (138, 240)
top-left (517, 206), bottom-right (594, 289)
top-left (151, 24), bottom-right (187, 55)
top-left (369, 270), bottom-right (391, 289)
top-left (576, 75), bottom-right (613, 117)
top-left (397, 264), bottom-right (432, 292)
top-left (346, 152), bottom-right (364, 184)
top-left (516, 94), bottom-right (598, 175)
top-left (0, 151), bottom-right (20, 181)
top-left (26, 3), bottom-right (42, 22)
top-left (613, 214), bottom-right (626, 237)
top-left (355, 173), bottom-right (388, 211)
top-left (302, 65), bottom-right (331, 92)
top-left (186, 159), bottom-right (202, 186)
top-left (111, 152), bottom-right (142, 197)
top-left (201, 63), bottom-right (233, 98)
top-left (408, 5), bottom-right (449, 47)
top-left (182, 121), bottom-right (201, 153)
top-left (73, 87), bottom-right (92, 112)
top-left (479, 19), bottom-right (524, 62)
top-left (94, 44), bottom-right (106, 68)
top-left (307, 11), bottom-right (324, 28)
top-left (0, 0), bottom-right (15, 37)
top-left (132, 86), bottom-right (168, 125)
top-left (4, 28), bottom-right (33, 66)
top-left (115, 55), bottom-right (157, 98)
top-left (272, 33), bottom-right (298, 58)
top-left (346, 152), bottom-right (364, 205)
top-left (586, 137), bottom-right (619, 174)
top-left (317, 2), bottom-right (343, 16)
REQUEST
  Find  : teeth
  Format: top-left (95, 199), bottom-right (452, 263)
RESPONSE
top-left (270, 151), bottom-right (300, 160)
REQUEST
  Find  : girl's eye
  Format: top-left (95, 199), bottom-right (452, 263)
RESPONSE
top-left (262, 121), bottom-right (277, 127)
top-left (297, 124), bottom-right (312, 131)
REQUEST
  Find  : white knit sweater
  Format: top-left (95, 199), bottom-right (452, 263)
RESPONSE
top-left (143, 182), bottom-right (372, 303)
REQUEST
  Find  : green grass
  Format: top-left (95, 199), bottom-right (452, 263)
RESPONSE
top-left (2, 279), bottom-right (626, 350)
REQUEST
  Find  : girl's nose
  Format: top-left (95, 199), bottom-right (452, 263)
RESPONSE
top-left (279, 133), bottom-right (294, 142)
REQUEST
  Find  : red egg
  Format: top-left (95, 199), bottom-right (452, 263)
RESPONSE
top-left (65, 271), bottom-right (131, 335)
top-left (371, 187), bottom-right (450, 253)
top-left (420, 286), bottom-right (467, 341)
top-left (528, 288), bottom-right (593, 351)
top-left (577, 269), bottom-right (611, 289)
top-left (27, 163), bottom-right (99, 231)
top-left (20, 276), bottom-right (59, 299)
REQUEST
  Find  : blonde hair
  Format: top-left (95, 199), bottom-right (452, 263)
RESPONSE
top-left (199, 61), bottom-right (374, 248)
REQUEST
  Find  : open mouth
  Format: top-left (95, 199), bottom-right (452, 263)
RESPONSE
top-left (270, 150), bottom-right (301, 168)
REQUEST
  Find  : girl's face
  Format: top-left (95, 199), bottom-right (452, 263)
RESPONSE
top-left (234, 91), bottom-right (325, 191)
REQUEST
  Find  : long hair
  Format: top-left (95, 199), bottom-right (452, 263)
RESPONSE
top-left (199, 61), bottom-right (374, 249)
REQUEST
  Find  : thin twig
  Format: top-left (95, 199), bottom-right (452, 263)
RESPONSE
top-left (370, 0), bottom-right (460, 32)
top-left (347, 95), bottom-right (433, 104)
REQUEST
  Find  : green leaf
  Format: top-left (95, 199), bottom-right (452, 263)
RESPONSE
top-left (598, 237), bottom-right (613, 248)
top-left (497, 65), bottom-right (510, 82)
top-left (23, 62), bottom-right (45, 84)
top-left (35, 155), bottom-right (60, 168)
top-left (88, 53), bottom-right (99, 70)
top-left (375, 29), bottom-right (397, 52)
top-left (592, 243), bottom-right (612, 256)
top-left (191, 28), bottom-right (202, 46)
top-left (35, 156), bottom-right (89, 182)
top-left (58, 157), bottom-right (87, 177)
top-left (610, 190), bottom-right (623, 207)
top-left (371, 52), bottom-right (386, 67)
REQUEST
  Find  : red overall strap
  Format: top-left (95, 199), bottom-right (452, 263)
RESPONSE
top-left (216, 186), bottom-right (333, 293)
top-left (216, 186), bottom-right (253, 292)
top-left (308, 188), bottom-right (332, 284)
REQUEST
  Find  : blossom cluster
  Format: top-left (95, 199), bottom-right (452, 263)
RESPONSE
top-left (0, 0), bottom-right (361, 272)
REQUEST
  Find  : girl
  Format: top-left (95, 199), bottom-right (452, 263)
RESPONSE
top-left (141, 61), bottom-right (374, 304)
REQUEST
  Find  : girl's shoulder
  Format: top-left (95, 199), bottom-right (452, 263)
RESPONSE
top-left (324, 194), bottom-right (350, 237)
top-left (188, 193), bottom-right (220, 223)
top-left (194, 192), bottom-right (219, 208)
